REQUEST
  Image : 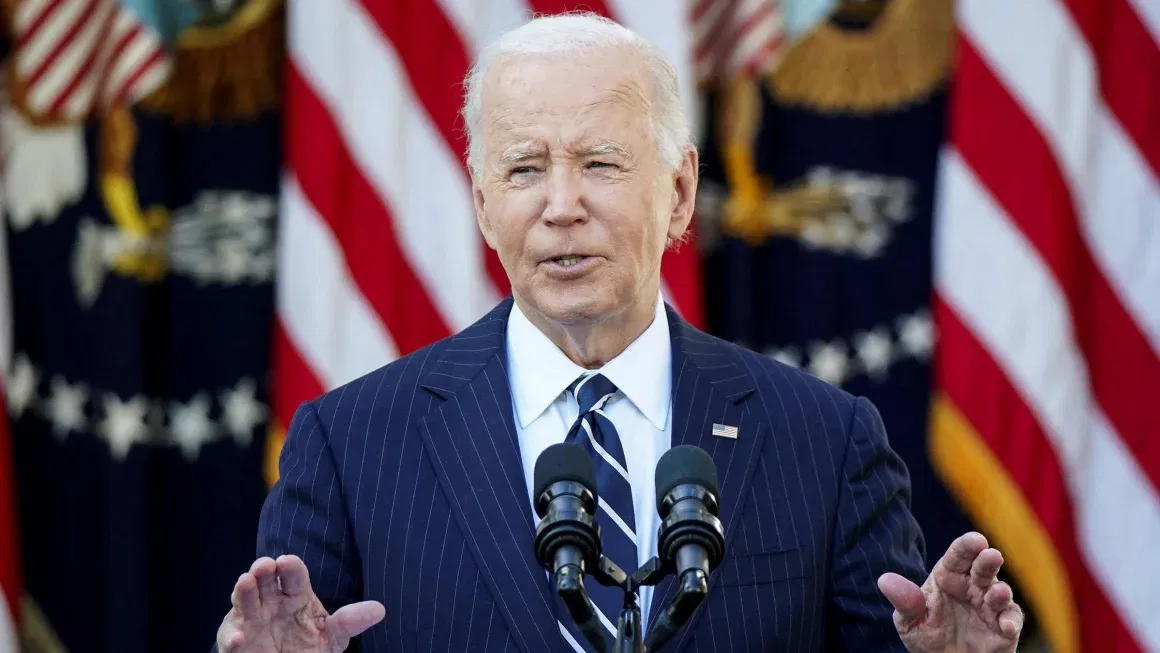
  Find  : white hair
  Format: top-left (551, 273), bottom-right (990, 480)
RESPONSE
top-left (461, 12), bottom-right (692, 175)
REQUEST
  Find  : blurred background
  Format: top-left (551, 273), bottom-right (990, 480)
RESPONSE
top-left (0, 0), bottom-right (1156, 651)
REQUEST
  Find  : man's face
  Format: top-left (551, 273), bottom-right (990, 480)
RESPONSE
top-left (472, 46), bottom-right (696, 327)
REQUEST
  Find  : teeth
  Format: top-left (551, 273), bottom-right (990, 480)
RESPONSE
top-left (555, 256), bottom-right (583, 267)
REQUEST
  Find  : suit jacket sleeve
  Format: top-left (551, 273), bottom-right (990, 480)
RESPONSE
top-left (210, 401), bottom-right (365, 653)
top-left (827, 396), bottom-right (927, 651)
top-left (256, 399), bottom-right (364, 616)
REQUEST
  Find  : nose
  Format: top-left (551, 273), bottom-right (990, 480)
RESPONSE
top-left (541, 166), bottom-right (586, 226)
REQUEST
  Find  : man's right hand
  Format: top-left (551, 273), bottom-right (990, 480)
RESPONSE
top-left (217, 555), bottom-right (385, 653)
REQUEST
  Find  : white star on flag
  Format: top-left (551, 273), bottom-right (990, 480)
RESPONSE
top-left (99, 394), bottom-right (150, 461)
top-left (854, 327), bottom-right (894, 380)
top-left (7, 353), bottom-right (38, 418)
top-left (47, 376), bottom-right (88, 440)
top-left (170, 394), bottom-right (217, 462)
top-left (897, 310), bottom-right (933, 360)
top-left (808, 340), bottom-right (849, 387)
top-left (220, 378), bottom-right (267, 447)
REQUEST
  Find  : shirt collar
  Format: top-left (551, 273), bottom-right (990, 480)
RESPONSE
top-left (506, 295), bottom-right (672, 431)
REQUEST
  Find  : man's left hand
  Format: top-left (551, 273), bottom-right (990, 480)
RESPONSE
top-left (877, 532), bottom-right (1024, 652)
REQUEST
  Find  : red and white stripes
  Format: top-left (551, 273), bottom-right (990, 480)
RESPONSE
top-left (690, 0), bottom-right (783, 82)
top-left (11, 0), bottom-right (168, 120)
top-left (273, 0), bottom-right (702, 446)
top-left (934, 0), bottom-right (1160, 649)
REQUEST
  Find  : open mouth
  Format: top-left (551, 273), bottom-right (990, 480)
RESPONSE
top-left (541, 254), bottom-right (599, 277)
top-left (549, 255), bottom-right (587, 268)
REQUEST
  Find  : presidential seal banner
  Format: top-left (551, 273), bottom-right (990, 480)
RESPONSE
top-left (2, 2), bottom-right (283, 651)
top-left (697, 0), bottom-right (975, 571)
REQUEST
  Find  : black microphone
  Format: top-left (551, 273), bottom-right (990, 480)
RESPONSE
top-left (533, 442), bottom-right (608, 653)
top-left (644, 445), bottom-right (725, 651)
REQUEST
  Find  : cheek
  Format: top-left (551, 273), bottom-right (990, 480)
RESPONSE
top-left (488, 194), bottom-right (541, 259)
top-left (601, 191), bottom-right (664, 255)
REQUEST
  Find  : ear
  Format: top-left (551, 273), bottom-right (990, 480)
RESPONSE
top-left (472, 175), bottom-right (499, 250)
top-left (666, 146), bottom-right (699, 242)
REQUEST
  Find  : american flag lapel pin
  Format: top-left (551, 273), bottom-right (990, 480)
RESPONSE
top-left (712, 423), bottom-right (739, 440)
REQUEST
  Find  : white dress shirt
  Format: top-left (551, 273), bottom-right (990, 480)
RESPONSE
top-left (506, 295), bottom-right (672, 629)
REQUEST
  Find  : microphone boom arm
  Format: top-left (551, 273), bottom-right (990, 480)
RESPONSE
top-left (641, 563), bottom-right (710, 651)
top-left (555, 554), bottom-right (641, 653)
top-left (553, 561), bottom-right (610, 653)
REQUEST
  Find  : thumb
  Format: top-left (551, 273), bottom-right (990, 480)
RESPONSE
top-left (326, 601), bottom-right (387, 641)
top-left (877, 572), bottom-right (927, 630)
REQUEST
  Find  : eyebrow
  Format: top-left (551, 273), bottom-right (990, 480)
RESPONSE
top-left (499, 147), bottom-right (543, 165)
top-left (577, 142), bottom-right (631, 158)
top-left (497, 141), bottom-right (633, 167)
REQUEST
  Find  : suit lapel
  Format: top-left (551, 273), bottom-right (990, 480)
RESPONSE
top-left (647, 308), bottom-right (766, 651)
top-left (416, 298), bottom-right (566, 653)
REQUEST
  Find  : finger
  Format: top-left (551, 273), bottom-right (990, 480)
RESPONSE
top-left (939, 532), bottom-right (989, 575)
top-left (231, 573), bottom-right (262, 620)
top-left (326, 601), bottom-right (387, 641)
top-left (217, 622), bottom-right (246, 653)
top-left (876, 573), bottom-right (926, 630)
top-left (276, 554), bottom-right (312, 597)
top-left (984, 580), bottom-right (1013, 613)
top-left (250, 558), bottom-right (280, 607)
top-left (999, 604), bottom-right (1024, 638)
top-left (970, 548), bottom-right (1004, 590)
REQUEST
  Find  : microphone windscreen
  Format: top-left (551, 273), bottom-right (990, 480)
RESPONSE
top-left (655, 445), bottom-right (719, 512)
top-left (533, 442), bottom-right (597, 501)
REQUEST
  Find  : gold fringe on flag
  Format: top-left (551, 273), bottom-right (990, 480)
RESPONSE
top-left (19, 595), bottom-right (68, 653)
top-left (768, 0), bottom-right (955, 114)
top-left (141, 0), bottom-right (285, 124)
top-left (264, 424), bottom-right (285, 488)
top-left (929, 394), bottom-right (1080, 653)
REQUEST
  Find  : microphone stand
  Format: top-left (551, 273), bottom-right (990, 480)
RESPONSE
top-left (557, 544), bottom-right (712, 651)
top-left (567, 555), bottom-right (651, 653)
top-left (585, 556), bottom-right (677, 653)
top-left (613, 558), bottom-right (659, 653)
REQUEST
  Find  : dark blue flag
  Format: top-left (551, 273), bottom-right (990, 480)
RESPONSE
top-left (4, 4), bottom-right (283, 651)
top-left (698, 0), bottom-right (973, 569)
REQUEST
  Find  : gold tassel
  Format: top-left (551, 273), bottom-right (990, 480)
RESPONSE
top-left (99, 105), bottom-right (152, 239)
top-left (140, 0), bottom-right (285, 124)
top-left (97, 104), bottom-right (170, 281)
top-left (768, 0), bottom-right (955, 114)
top-left (715, 76), bottom-right (855, 244)
top-left (20, 594), bottom-right (68, 653)
top-left (717, 78), bottom-right (769, 243)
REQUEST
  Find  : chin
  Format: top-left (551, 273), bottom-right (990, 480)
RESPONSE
top-left (527, 285), bottom-right (620, 326)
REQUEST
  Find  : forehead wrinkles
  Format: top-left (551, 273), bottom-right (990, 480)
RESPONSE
top-left (489, 76), bottom-right (651, 123)
top-left (484, 48), bottom-right (654, 121)
top-left (485, 77), bottom-right (655, 161)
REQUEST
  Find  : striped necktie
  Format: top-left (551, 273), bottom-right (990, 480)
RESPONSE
top-left (563, 372), bottom-right (638, 641)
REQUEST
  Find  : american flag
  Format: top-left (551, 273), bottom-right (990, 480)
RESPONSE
top-left (711, 422), bottom-right (738, 439)
top-left (8, 0), bottom-right (169, 121)
top-left (269, 0), bottom-right (701, 482)
top-left (930, 0), bottom-right (1160, 651)
top-left (690, 0), bottom-right (783, 82)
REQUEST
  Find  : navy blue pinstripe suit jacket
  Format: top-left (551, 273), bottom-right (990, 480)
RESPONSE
top-left (251, 298), bottom-right (928, 652)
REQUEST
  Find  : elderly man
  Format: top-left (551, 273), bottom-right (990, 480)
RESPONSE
top-left (215, 13), bottom-right (1022, 653)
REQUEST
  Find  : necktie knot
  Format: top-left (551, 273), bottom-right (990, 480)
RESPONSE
top-left (569, 373), bottom-right (618, 416)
